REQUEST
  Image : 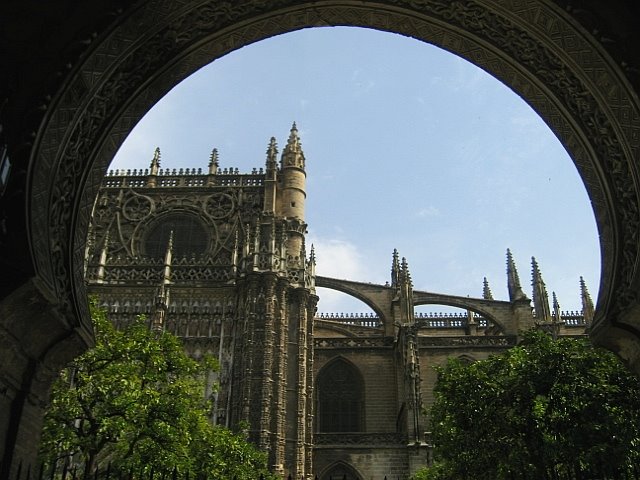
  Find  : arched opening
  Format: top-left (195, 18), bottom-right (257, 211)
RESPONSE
top-left (28, 1), bottom-right (640, 362)
top-left (320, 461), bottom-right (362, 480)
top-left (3, 1), bottom-right (640, 477)
top-left (316, 358), bottom-right (365, 433)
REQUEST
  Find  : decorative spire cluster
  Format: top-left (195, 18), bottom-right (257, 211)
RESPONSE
top-left (580, 276), bottom-right (595, 324)
top-left (391, 249), bottom-right (401, 288)
top-left (265, 137), bottom-right (278, 173)
top-left (506, 249), bottom-right (527, 302)
top-left (208, 148), bottom-right (219, 175)
top-left (531, 256), bottom-right (551, 322)
top-left (281, 122), bottom-right (305, 169)
top-left (150, 147), bottom-right (161, 174)
top-left (482, 277), bottom-right (494, 300)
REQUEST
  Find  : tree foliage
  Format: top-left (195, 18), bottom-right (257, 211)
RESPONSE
top-left (40, 300), bottom-right (275, 479)
top-left (420, 330), bottom-right (640, 479)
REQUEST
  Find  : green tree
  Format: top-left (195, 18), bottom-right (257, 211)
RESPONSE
top-left (419, 330), bottom-right (640, 480)
top-left (40, 300), bottom-right (274, 479)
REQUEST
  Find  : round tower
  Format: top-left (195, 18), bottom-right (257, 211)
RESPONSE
top-left (279, 123), bottom-right (307, 257)
top-left (279, 122), bottom-right (306, 220)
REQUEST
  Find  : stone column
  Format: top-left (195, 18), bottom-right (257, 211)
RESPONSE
top-left (0, 279), bottom-right (91, 478)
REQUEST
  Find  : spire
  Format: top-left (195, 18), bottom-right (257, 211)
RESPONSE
top-left (309, 244), bottom-right (316, 265)
top-left (506, 249), bottom-right (527, 302)
top-left (482, 277), bottom-right (494, 300)
top-left (263, 137), bottom-right (279, 213)
top-left (265, 137), bottom-right (278, 172)
top-left (147, 147), bottom-right (161, 186)
top-left (151, 283), bottom-right (170, 334)
top-left (163, 231), bottom-right (173, 285)
top-left (401, 257), bottom-right (413, 288)
top-left (391, 249), bottom-right (401, 288)
top-left (399, 256), bottom-right (414, 324)
top-left (208, 148), bottom-right (219, 175)
top-left (150, 147), bottom-right (161, 175)
top-left (281, 122), bottom-right (305, 169)
top-left (580, 276), bottom-right (595, 325)
top-left (307, 244), bottom-right (316, 287)
top-left (96, 230), bottom-right (110, 283)
top-left (531, 256), bottom-right (551, 322)
top-left (552, 291), bottom-right (562, 323)
top-left (231, 228), bottom-right (239, 274)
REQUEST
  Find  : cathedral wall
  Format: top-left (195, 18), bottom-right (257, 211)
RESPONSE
top-left (314, 447), bottom-right (409, 479)
top-left (418, 346), bottom-right (510, 410)
top-left (314, 347), bottom-right (399, 433)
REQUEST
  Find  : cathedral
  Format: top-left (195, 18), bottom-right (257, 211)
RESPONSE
top-left (84, 124), bottom-right (592, 479)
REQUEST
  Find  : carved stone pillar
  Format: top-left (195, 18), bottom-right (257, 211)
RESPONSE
top-left (0, 279), bottom-right (91, 478)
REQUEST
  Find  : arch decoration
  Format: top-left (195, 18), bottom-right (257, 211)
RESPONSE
top-left (26, 1), bottom-right (640, 367)
top-left (4, 1), bottom-right (640, 475)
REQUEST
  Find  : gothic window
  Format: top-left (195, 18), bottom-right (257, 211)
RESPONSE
top-left (144, 213), bottom-right (209, 258)
top-left (316, 358), bottom-right (364, 433)
top-left (321, 462), bottom-right (361, 480)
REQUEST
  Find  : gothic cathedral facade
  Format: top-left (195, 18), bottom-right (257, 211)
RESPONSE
top-left (85, 124), bottom-right (592, 479)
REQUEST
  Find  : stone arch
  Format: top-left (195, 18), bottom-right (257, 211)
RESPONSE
top-left (319, 461), bottom-right (363, 480)
top-left (28, 2), bottom-right (640, 369)
top-left (4, 1), bottom-right (640, 475)
top-left (316, 357), bottom-right (365, 433)
top-left (457, 354), bottom-right (476, 365)
top-left (315, 279), bottom-right (388, 321)
top-left (414, 300), bottom-right (506, 334)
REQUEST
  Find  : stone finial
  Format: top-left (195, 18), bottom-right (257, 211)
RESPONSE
top-left (281, 122), bottom-right (305, 169)
top-left (391, 249), bottom-right (400, 288)
top-left (482, 277), bottom-right (494, 300)
top-left (150, 147), bottom-right (161, 174)
top-left (506, 249), bottom-right (527, 302)
top-left (531, 256), bottom-right (551, 322)
top-left (401, 257), bottom-right (413, 288)
top-left (266, 137), bottom-right (278, 171)
top-left (163, 231), bottom-right (173, 285)
top-left (96, 230), bottom-right (110, 283)
top-left (580, 276), bottom-right (595, 325)
top-left (552, 291), bottom-right (561, 322)
top-left (151, 283), bottom-right (170, 334)
top-left (208, 148), bottom-right (219, 175)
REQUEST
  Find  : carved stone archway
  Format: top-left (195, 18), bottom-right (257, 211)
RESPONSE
top-left (3, 0), bottom-right (640, 475)
top-left (31, 1), bottom-right (640, 368)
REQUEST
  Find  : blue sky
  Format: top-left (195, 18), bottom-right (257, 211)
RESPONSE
top-left (108, 26), bottom-right (600, 315)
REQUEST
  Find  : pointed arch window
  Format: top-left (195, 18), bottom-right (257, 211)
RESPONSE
top-left (321, 462), bottom-right (361, 480)
top-left (316, 358), bottom-right (364, 433)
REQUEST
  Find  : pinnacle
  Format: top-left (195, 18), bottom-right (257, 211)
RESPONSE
top-left (482, 277), bottom-right (494, 300)
top-left (285, 122), bottom-right (301, 152)
top-left (209, 148), bottom-right (219, 165)
top-left (506, 248), bottom-right (526, 302)
top-left (150, 147), bottom-right (161, 168)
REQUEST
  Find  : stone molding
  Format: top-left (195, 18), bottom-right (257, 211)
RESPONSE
top-left (26, 1), bottom-right (640, 365)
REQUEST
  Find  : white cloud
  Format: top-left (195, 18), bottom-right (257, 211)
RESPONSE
top-left (309, 236), bottom-right (384, 314)
top-left (416, 205), bottom-right (440, 217)
top-left (309, 237), bottom-right (370, 280)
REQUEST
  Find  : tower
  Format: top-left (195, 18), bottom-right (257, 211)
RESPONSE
top-left (85, 124), bottom-right (317, 479)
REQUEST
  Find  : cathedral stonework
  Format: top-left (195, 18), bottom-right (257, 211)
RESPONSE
top-left (85, 126), bottom-right (591, 479)
top-left (86, 124), bottom-right (316, 478)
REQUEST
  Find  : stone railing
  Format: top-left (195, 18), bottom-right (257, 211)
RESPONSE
top-left (316, 312), bottom-right (381, 327)
top-left (313, 432), bottom-right (407, 446)
top-left (418, 336), bottom-right (517, 347)
top-left (103, 167), bottom-right (265, 188)
top-left (314, 337), bottom-right (394, 349)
